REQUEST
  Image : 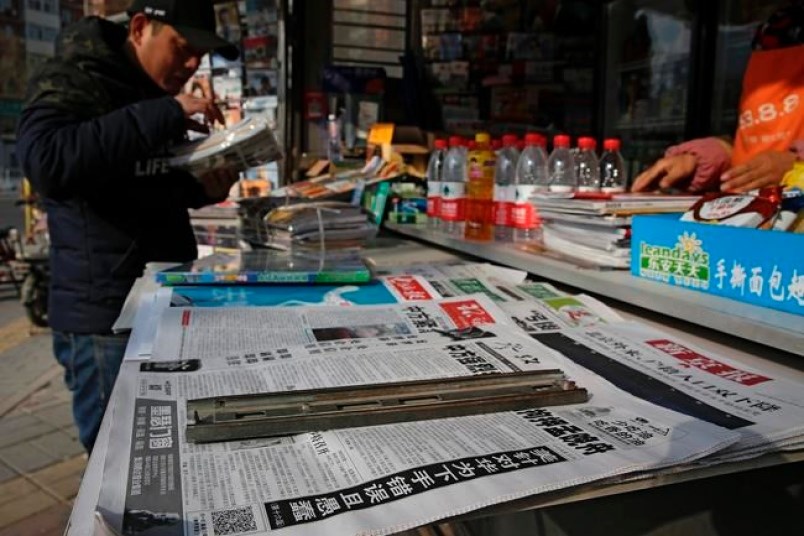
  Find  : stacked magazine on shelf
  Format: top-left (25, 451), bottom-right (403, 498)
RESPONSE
top-left (155, 249), bottom-right (372, 285)
top-left (532, 193), bottom-right (700, 269)
top-left (262, 201), bottom-right (378, 250)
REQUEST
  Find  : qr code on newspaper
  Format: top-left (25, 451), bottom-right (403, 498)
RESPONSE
top-left (211, 507), bottom-right (258, 535)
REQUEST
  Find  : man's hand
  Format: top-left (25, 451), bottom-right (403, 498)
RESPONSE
top-left (198, 167), bottom-right (239, 203)
top-left (174, 94), bottom-right (225, 133)
top-left (631, 154), bottom-right (698, 192)
top-left (720, 150), bottom-right (796, 192)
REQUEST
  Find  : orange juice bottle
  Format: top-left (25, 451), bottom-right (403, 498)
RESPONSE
top-left (465, 132), bottom-right (495, 241)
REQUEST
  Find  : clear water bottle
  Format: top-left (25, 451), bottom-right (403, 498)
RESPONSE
top-left (493, 134), bottom-right (519, 242)
top-left (548, 134), bottom-right (576, 193)
top-left (440, 136), bottom-right (467, 237)
top-left (327, 114), bottom-right (342, 163)
top-left (512, 133), bottom-right (548, 243)
top-left (600, 138), bottom-right (627, 193)
top-left (576, 136), bottom-right (600, 192)
top-left (426, 138), bottom-right (447, 229)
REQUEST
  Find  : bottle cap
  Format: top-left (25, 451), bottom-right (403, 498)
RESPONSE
top-left (578, 137), bottom-right (597, 150)
top-left (553, 134), bottom-right (571, 148)
top-left (491, 139), bottom-right (502, 150)
top-left (448, 136), bottom-right (463, 147)
top-left (502, 134), bottom-right (518, 147)
top-left (603, 138), bottom-right (621, 151)
top-left (467, 140), bottom-right (478, 150)
top-left (524, 133), bottom-right (542, 146)
top-left (434, 139), bottom-right (447, 150)
top-left (475, 132), bottom-right (491, 145)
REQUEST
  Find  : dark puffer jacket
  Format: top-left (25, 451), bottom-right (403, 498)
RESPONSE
top-left (17, 17), bottom-right (213, 333)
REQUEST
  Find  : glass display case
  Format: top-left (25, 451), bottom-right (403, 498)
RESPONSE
top-left (601, 0), bottom-right (695, 182)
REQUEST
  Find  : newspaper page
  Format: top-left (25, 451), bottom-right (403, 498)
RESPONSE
top-left (381, 265), bottom-right (623, 334)
top-left (150, 295), bottom-right (512, 361)
top-left (499, 286), bottom-right (623, 334)
top-left (378, 263), bottom-right (621, 331)
top-left (97, 325), bottom-right (738, 536)
top-left (378, 263), bottom-right (529, 304)
top-left (524, 320), bottom-right (804, 456)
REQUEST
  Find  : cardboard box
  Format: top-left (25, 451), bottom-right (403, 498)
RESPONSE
top-left (631, 214), bottom-right (804, 316)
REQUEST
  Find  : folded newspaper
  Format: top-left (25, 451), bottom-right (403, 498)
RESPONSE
top-left (168, 117), bottom-right (283, 175)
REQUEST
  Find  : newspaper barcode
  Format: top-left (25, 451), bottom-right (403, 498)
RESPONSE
top-left (211, 507), bottom-right (257, 535)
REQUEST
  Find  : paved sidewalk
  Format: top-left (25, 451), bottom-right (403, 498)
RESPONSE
top-left (0, 290), bottom-right (85, 535)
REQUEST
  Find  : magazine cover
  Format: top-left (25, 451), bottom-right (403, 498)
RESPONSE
top-left (214, 1), bottom-right (242, 44)
top-left (170, 280), bottom-right (398, 307)
top-left (155, 250), bottom-right (372, 285)
top-left (244, 35), bottom-right (277, 68)
top-left (245, 68), bottom-right (277, 96)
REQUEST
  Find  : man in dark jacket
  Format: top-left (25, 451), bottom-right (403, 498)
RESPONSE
top-left (16, 0), bottom-right (240, 451)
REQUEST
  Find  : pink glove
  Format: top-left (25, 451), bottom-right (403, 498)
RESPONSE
top-left (665, 137), bottom-right (732, 192)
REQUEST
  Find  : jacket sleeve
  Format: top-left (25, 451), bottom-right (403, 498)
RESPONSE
top-left (665, 137), bottom-right (733, 192)
top-left (16, 95), bottom-right (186, 199)
top-left (169, 169), bottom-right (222, 210)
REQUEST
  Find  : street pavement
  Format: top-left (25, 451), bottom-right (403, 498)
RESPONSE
top-left (0, 285), bottom-right (85, 535)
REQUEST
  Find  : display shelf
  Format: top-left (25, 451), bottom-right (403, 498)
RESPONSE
top-left (385, 223), bottom-right (804, 356)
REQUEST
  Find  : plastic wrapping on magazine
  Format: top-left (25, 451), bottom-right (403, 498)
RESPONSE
top-left (167, 118), bottom-right (283, 175)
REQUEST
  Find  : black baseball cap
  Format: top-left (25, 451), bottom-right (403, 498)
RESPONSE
top-left (128, 0), bottom-right (239, 60)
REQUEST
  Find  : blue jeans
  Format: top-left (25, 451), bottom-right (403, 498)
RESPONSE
top-left (53, 331), bottom-right (129, 452)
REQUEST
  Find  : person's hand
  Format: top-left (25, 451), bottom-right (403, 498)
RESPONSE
top-left (631, 154), bottom-right (698, 192)
top-left (174, 94), bottom-right (225, 133)
top-left (720, 150), bottom-right (796, 192)
top-left (197, 167), bottom-right (239, 202)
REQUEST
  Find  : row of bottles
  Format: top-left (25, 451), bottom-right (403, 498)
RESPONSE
top-left (425, 133), bottom-right (627, 242)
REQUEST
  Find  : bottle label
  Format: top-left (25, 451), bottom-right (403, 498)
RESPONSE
top-left (427, 181), bottom-right (441, 218)
top-left (440, 182), bottom-right (466, 222)
top-left (493, 184), bottom-right (514, 226)
top-left (511, 185), bottom-right (538, 229)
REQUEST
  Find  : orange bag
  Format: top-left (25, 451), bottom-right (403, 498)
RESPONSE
top-left (731, 44), bottom-right (804, 166)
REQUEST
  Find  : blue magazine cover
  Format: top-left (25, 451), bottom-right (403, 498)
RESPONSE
top-left (170, 280), bottom-right (399, 307)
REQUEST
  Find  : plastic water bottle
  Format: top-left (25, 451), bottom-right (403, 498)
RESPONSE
top-left (327, 114), bottom-right (342, 163)
top-left (548, 134), bottom-right (576, 193)
top-left (465, 132), bottom-right (495, 241)
top-left (600, 138), bottom-right (627, 193)
top-left (512, 133), bottom-right (548, 243)
top-left (426, 139), bottom-right (447, 229)
top-left (575, 136), bottom-right (600, 192)
top-left (493, 134), bottom-right (519, 242)
top-left (440, 136), bottom-right (467, 237)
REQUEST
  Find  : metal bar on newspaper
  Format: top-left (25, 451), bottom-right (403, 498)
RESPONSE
top-left (186, 371), bottom-right (588, 443)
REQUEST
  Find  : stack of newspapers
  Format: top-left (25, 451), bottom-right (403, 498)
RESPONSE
top-left (168, 117), bottom-right (283, 175)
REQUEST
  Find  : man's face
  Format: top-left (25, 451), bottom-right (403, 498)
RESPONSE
top-left (130, 15), bottom-right (206, 95)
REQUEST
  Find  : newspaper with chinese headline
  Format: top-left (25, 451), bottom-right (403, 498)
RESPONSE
top-left (372, 267), bottom-right (804, 456)
top-left (150, 295), bottom-right (513, 361)
top-left (519, 321), bottom-right (804, 457)
top-left (96, 324), bottom-right (738, 536)
top-left (377, 262), bottom-right (622, 332)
